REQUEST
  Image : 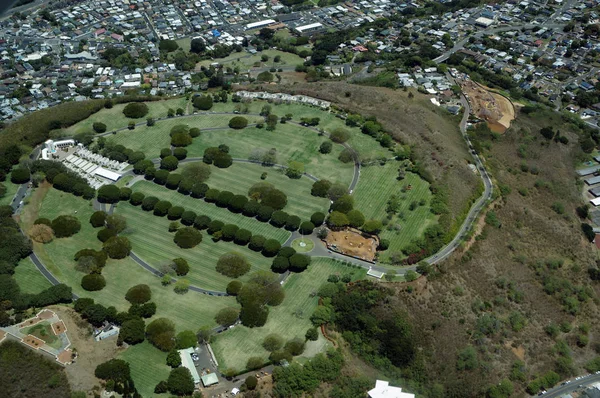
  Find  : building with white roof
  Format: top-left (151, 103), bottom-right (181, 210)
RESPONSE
top-left (179, 347), bottom-right (201, 384)
top-left (368, 380), bottom-right (415, 398)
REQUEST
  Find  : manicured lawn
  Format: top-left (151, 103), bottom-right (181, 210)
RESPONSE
top-left (211, 257), bottom-right (366, 371)
top-left (186, 122), bottom-right (355, 186)
top-left (22, 323), bottom-right (61, 349)
top-left (14, 257), bottom-right (52, 294)
top-left (0, 173), bottom-right (18, 207)
top-left (117, 201), bottom-right (276, 292)
top-left (130, 180), bottom-right (289, 242)
top-left (119, 341), bottom-right (171, 398)
top-left (106, 114), bottom-right (263, 159)
top-left (21, 187), bottom-right (236, 332)
top-left (64, 97), bottom-right (188, 136)
top-left (352, 162), bottom-right (437, 261)
top-left (182, 162), bottom-right (330, 221)
top-left (196, 49), bottom-right (305, 69)
top-left (291, 238), bottom-right (314, 253)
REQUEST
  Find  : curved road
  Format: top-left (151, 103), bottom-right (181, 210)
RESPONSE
top-left (13, 95), bottom-right (492, 290)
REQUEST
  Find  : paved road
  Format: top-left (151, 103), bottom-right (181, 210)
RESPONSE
top-left (1, 0), bottom-right (50, 19)
top-left (421, 74), bottom-right (493, 266)
top-left (541, 373), bottom-right (600, 397)
top-left (434, 22), bottom-right (565, 64)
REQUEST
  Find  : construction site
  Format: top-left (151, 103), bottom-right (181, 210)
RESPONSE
top-left (460, 79), bottom-right (516, 133)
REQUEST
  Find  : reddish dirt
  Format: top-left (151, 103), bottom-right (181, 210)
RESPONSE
top-left (22, 335), bottom-right (44, 349)
top-left (57, 349), bottom-right (74, 365)
top-left (38, 309), bottom-right (54, 320)
top-left (18, 317), bottom-right (42, 328)
top-left (51, 321), bottom-right (66, 335)
top-left (0, 330), bottom-right (6, 342)
top-left (325, 228), bottom-right (378, 261)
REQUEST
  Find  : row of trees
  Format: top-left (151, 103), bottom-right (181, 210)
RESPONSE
top-left (30, 160), bottom-right (96, 199)
top-left (29, 214), bottom-right (81, 243)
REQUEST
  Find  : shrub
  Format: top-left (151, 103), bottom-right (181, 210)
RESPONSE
top-left (141, 196), bottom-right (159, 211)
top-left (34, 217), bottom-right (52, 227)
top-left (330, 128), bottom-right (351, 143)
top-left (97, 228), bottom-right (117, 242)
top-left (81, 274), bottom-right (106, 291)
top-left (10, 168), bottom-right (30, 184)
top-left (216, 252), bottom-right (251, 278)
top-left (226, 280), bottom-right (243, 295)
top-left (229, 116), bottom-right (248, 129)
top-left (174, 227), bottom-right (202, 248)
top-left (167, 367), bottom-right (194, 396)
top-left (263, 239), bottom-right (281, 257)
top-left (234, 228), bottom-right (252, 245)
top-left (180, 210), bottom-right (197, 226)
top-left (171, 133), bottom-right (192, 147)
top-left (319, 140), bottom-right (333, 154)
top-left (172, 258), bottom-right (190, 276)
top-left (245, 375), bottom-right (258, 390)
top-left (215, 307), bottom-right (240, 326)
top-left (160, 156), bottom-right (179, 171)
top-left (165, 174), bottom-right (182, 190)
top-left (167, 206), bottom-right (184, 220)
top-left (311, 212), bottom-right (326, 226)
top-left (189, 127), bottom-right (201, 138)
top-left (51, 215), bottom-right (81, 238)
top-left (97, 184), bottom-right (121, 203)
top-left (193, 95), bottom-right (213, 110)
top-left (146, 318), bottom-right (176, 352)
top-left (289, 253), bottom-right (311, 272)
top-left (123, 102), bottom-right (149, 118)
top-left (284, 337), bottom-right (305, 356)
top-left (176, 330), bottom-right (198, 349)
top-left (193, 215), bottom-right (212, 230)
top-left (305, 327), bottom-right (319, 341)
top-left (130, 192), bottom-right (145, 206)
top-left (125, 284), bottom-right (152, 304)
top-left (249, 234), bottom-right (266, 251)
top-left (93, 122), bottom-right (107, 133)
top-left (338, 148), bottom-right (354, 163)
top-left (28, 224), bottom-right (54, 243)
top-left (173, 147), bottom-right (187, 160)
top-left (103, 236), bottom-right (131, 259)
top-left (311, 180), bottom-right (332, 197)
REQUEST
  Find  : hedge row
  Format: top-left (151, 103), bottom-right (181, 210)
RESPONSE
top-left (31, 160), bottom-right (95, 199)
top-left (129, 191), bottom-right (284, 257)
top-left (133, 166), bottom-right (323, 233)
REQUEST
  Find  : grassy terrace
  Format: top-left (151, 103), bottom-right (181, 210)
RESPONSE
top-left (0, 172), bottom-right (18, 207)
top-left (14, 257), bottom-right (52, 294)
top-left (130, 180), bottom-right (289, 242)
top-left (117, 201), bottom-right (275, 292)
top-left (212, 257), bottom-right (366, 371)
top-left (181, 162), bottom-right (330, 221)
top-left (186, 122), bottom-right (355, 186)
top-left (106, 114), bottom-right (263, 159)
top-left (196, 49), bottom-right (305, 69)
top-left (21, 187), bottom-right (235, 331)
top-left (119, 341), bottom-right (170, 398)
top-left (353, 162), bottom-right (436, 261)
top-left (64, 97), bottom-right (188, 136)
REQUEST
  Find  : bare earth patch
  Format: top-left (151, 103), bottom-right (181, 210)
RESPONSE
top-left (49, 306), bottom-right (124, 392)
top-left (51, 321), bottom-right (66, 335)
top-left (325, 228), bottom-right (378, 261)
top-left (22, 335), bottom-right (44, 349)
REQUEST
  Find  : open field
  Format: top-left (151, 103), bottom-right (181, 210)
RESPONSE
top-left (196, 49), bottom-right (305, 70)
top-left (212, 257), bottom-right (367, 371)
top-left (20, 186), bottom-right (235, 331)
top-left (106, 113), bottom-right (263, 159)
top-left (352, 162), bottom-right (436, 261)
top-left (186, 122), bottom-right (355, 185)
top-left (0, 173), bottom-right (18, 206)
top-left (64, 97), bottom-right (188, 136)
top-left (14, 257), bottom-right (52, 294)
top-left (117, 201), bottom-right (275, 291)
top-left (183, 162), bottom-right (330, 221)
top-left (130, 180), bottom-right (289, 242)
top-left (119, 341), bottom-right (171, 398)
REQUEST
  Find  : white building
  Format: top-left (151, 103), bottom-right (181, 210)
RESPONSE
top-left (368, 380), bottom-right (415, 398)
top-left (245, 19), bottom-right (276, 30)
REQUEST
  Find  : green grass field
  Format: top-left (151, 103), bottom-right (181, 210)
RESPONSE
top-left (119, 341), bottom-right (171, 398)
top-left (64, 97), bottom-right (188, 136)
top-left (22, 188), bottom-right (236, 331)
top-left (106, 114), bottom-right (263, 159)
top-left (186, 122), bottom-right (355, 186)
top-left (211, 257), bottom-right (366, 371)
top-left (117, 201), bottom-right (276, 291)
top-left (196, 49), bottom-right (305, 69)
top-left (0, 173), bottom-right (18, 207)
top-left (182, 162), bottom-right (330, 221)
top-left (353, 162), bottom-right (437, 261)
top-left (14, 257), bottom-right (52, 294)
top-left (130, 180), bottom-right (289, 242)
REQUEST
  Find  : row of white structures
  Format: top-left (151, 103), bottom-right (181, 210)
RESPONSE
top-left (63, 152), bottom-right (123, 189)
top-left (75, 147), bottom-right (128, 172)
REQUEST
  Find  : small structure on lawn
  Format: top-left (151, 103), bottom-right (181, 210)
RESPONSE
top-left (94, 324), bottom-right (120, 341)
top-left (368, 380), bottom-right (415, 398)
top-left (201, 372), bottom-right (219, 387)
top-left (367, 268), bottom-right (384, 279)
top-left (179, 347), bottom-right (201, 384)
